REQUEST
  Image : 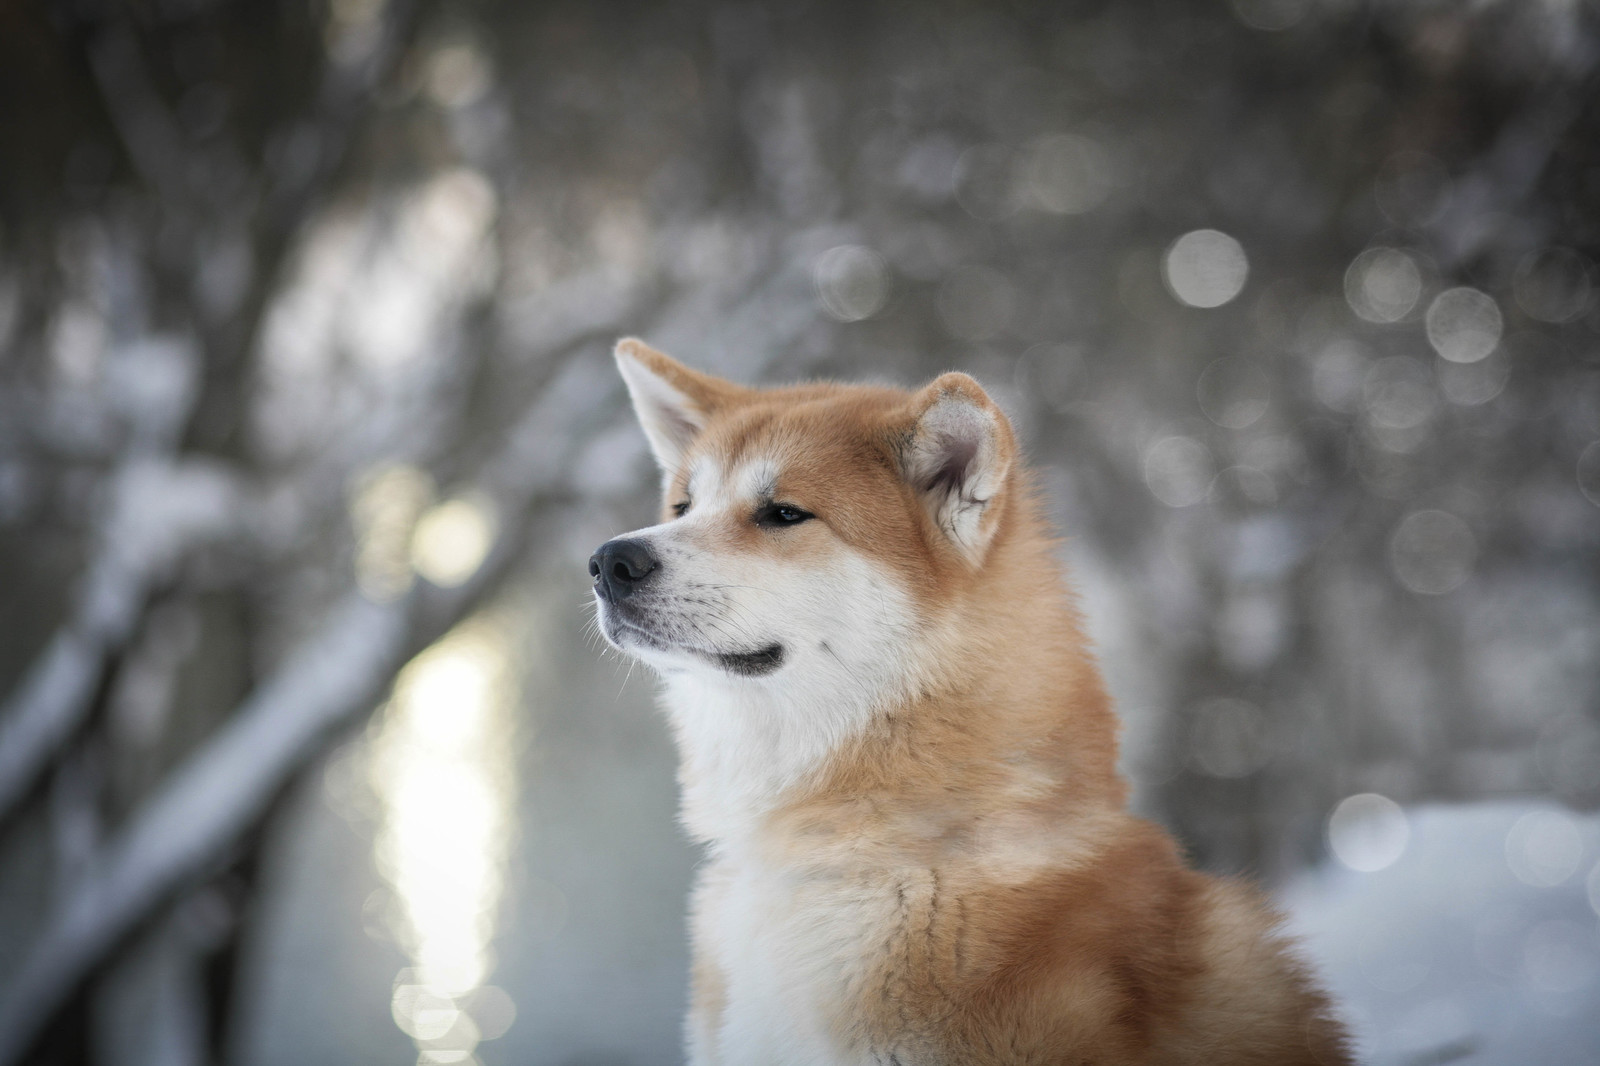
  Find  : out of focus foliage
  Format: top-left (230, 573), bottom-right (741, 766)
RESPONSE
top-left (0, 0), bottom-right (1597, 1063)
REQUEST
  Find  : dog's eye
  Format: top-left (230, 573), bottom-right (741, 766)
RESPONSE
top-left (756, 503), bottom-right (813, 528)
top-left (672, 499), bottom-right (691, 518)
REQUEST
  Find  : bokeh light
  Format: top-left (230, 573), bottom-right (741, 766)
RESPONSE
top-left (1425, 287), bottom-right (1503, 364)
top-left (954, 144), bottom-right (1017, 221)
top-left (426, 42), bottom-right (493, 110)
top-left (1311, 339), bottom-right (1371, 412)
top-left (1344, 247), bottom-right (1422, 323)
top-left (370, 621), bottom-right (518, 1065)
top-left (1328, 793), bottom-right (1409, 872)
top-left (813, 245), bottom-right (890, 322)
top-left (412, 495), bottom-right (497, 588)
top-left (1162, 229), bottom-right (1249, 308)
top-left (1389, 510), bottom-right (1475, 595)
top-left (1017, 133), bottom-right (1114, 215)
top-left (351, 464), bottom-right (434, 602)
top-left (1143, 436), bottom-right (1216, 507)
top-left (1513, 248), bottom-right (1595, 324)
top-left (1504, 810), bottom-right (1583, 888)
top-left (1578, 441), bottom-right (1600, 507)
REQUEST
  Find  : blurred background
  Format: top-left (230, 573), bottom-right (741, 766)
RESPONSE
top-left (1, 0), bottom-right (1598, 1063)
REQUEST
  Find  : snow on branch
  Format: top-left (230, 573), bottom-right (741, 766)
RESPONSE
top-left (0, 0), bottom-right (430, 831)
top-left (0, 324), bottom-right (640, 1064)
top-left (0, 593), bottom-right (407, 1063)
top-left (0, 459), bottom-right (241, 823)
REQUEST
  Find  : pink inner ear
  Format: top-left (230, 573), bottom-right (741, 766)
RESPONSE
top-left (919, 432), bottom-right (978, 495)
top-left (652, 404), bottom-right (701, 451)
top-left (909, 397), bottom-right (995, 495)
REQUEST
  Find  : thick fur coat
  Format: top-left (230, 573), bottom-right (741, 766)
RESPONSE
top-left (589, 339), bottom-right (1351, 1066)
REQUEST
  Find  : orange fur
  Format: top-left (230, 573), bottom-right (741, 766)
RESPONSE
top-left (603, 339), bottom-right (1351, 1065)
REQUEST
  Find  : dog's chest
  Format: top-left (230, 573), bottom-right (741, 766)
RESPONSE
top-left (700, 858), bottom-right (942, 1066)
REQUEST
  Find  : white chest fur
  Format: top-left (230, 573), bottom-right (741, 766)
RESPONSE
top-left (693, 854), bottom-right (915, 1066)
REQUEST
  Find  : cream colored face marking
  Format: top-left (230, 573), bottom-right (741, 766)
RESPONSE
top-left (682, 454), bottom-right (720, 511)
top-left (684, 455), bottom-right (779, 515)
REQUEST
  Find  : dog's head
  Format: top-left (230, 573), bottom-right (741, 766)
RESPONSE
top-left (589, 339), bottom-right (1032, 827)
top-left (590, 339), bottom-right (1020, 695)
top-left (588, 341), bottom-right (1116, 838)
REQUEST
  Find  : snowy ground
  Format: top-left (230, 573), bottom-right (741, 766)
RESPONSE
top-left (1280, 801), bottom-right (1600, 1066)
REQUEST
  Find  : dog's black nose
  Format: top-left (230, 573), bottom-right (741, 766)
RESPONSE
top-left (588, 538), bottom-right (659, 601)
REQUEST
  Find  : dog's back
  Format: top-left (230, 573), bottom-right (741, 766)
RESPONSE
top-left (591, 340), bottom-right (1351, 1065)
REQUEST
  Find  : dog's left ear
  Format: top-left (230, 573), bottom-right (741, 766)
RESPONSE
top-left (900, 373), bottom-right (1017, 565)
top-left (615, 338), bottom-right (748, 473)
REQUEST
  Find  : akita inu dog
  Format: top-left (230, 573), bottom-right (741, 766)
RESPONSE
top-left (589, 339), bottom-right (1350, 1066)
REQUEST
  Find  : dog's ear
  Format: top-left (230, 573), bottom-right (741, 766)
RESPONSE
top-left (614, 338), bottom-right (747, 472)
top-left (900, 372), bottom-right (1017, 565)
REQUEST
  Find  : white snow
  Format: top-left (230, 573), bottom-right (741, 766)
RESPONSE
top-left (1280, 800), bottom-right (1600, 1066)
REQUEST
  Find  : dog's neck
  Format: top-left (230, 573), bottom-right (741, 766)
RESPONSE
top-left (659, 639), bottom-right (938, 847)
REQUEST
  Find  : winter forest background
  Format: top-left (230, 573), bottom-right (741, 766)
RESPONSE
top-left (1, 0), bottom-right (1599, 1064)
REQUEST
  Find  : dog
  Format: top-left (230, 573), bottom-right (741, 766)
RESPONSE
top-left (589, 339), bottom-right (1351, 1065)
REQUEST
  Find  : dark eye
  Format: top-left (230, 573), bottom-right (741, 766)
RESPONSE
top-left (756, 503), bottom-right (813, 528)
top-left (672, 499), bottom-right (691, 518)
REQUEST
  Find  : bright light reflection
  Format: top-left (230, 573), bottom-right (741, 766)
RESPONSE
top-left (1504, 809), bottom-right (1583, 887)
top-left (1425, 286), bottom-right (1502, 364)
top-left (1018, 132), bottom-right (1114, 215)
top-left (1143, 435), bottom-right (1215, 507)
top-left (412, 494), bottom-right (497, 587)
top-left (1581, 441), bottom-right (1600, 507)
top-left (427, 43), bottom-right (493, 109)
top-left (813, 245), bottom-right (889, 322)
top-left (1162, 229), bottom-right (1248, 308)
top-left (1344, 247), bottom-right (1421, 323)
top-left (351, 464), bottom-right (435, 602)
top-left (371, 620), bottom-right (518, 1065)
top-left (1328, 793), bottom-right (1409, 872)
top-left (1389, 509), bottom-right (1475, 595)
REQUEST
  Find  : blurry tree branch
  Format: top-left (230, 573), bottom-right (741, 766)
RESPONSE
top-left (0, 335), bottom-right (625, 1064)
top-left (0, 458), bottom-right (237, 824)
top-left (0, 0), bottom-right (427, 828)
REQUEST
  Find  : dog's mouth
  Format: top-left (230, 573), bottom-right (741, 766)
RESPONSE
top-left (602, 610), bottom-right (785, 678)
top-left (708, 643), bottom-right (785, 677)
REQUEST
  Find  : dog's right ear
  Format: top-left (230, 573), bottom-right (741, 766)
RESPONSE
top-left (899, 372), bottom-right (1018, 566)
top-left (614, 338), bottom-right (747, 472)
